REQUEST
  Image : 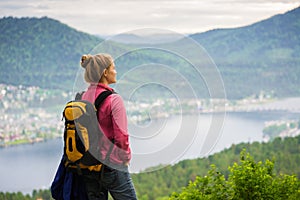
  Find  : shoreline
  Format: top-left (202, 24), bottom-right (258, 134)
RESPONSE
top-left (2, 109), bottom-right (300, 149)
top-left (1, 97), bottom-right (300, 148)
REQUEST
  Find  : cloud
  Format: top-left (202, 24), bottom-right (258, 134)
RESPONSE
top-left (221, 0), bottom-right (300, 4)
top-left (0, 1), bottom-right (31, 10)
top-left (0, 0), bottom-right (299, 35)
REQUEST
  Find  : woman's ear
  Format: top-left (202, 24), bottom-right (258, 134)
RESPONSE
top-left (103, 68), bottom-right (108, 77)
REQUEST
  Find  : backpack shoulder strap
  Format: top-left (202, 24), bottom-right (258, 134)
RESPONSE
top-left (75, 91), bottom-right (85, 100)
top-left (94, 90), bottom-right (114, 109)
top-left (94, 90), bottom-right (116, 166)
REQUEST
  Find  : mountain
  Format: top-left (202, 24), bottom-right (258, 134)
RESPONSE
top-left (190, 6), bottom-right (300, 98)
top-left (109, 32), bottom-right (185, 44)
top-left (0, 17), bottom-right (102, 89)
top-left (0, 7), bottom-right (300, 98)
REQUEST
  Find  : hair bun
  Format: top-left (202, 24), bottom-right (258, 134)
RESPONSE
top-left (81, 54), bottom-right (92, 68)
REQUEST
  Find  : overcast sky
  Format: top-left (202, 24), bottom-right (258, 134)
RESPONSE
top-left (0, 0), bottom-right (299, 36)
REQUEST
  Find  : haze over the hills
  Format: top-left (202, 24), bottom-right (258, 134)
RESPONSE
top-left (0, 6), bottom-right (299, 99)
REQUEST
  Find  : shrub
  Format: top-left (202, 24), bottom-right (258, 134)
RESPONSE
top-left (170, 150), bottom-right (300, 200)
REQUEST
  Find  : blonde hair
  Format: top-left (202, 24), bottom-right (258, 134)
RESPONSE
top-left (81, 54), bottom-right (113, 83)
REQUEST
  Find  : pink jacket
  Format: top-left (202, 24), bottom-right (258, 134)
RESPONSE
top-left (82, 83), bottom-right (131, 166)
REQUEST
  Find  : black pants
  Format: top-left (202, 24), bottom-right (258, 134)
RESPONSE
top-left (82, 166), bottom-right (137, 200)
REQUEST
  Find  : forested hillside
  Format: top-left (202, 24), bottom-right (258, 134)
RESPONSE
top-left (191, 6), bottom-right (300, 98)
top-left (0, 17), bottom-right (102, 90)
top-left (0, 6), bottom-right (299, 98)
top-left (131, 135), bottom-right (300, 199)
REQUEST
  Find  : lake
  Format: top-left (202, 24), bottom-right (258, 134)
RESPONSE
top-left (0, 104), bottom-right (299, 194)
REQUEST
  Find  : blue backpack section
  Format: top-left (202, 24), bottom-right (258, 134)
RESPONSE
top-left (51, 157), bottom-right (88, 200)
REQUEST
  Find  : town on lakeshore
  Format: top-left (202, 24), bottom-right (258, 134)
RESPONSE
top-left (0, 84), bottom-right (299, 147)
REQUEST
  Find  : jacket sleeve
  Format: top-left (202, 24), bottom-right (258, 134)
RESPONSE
top-left (111, 94), bottom-right (132, 163)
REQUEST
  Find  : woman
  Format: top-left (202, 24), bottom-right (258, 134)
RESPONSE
top-left (80, 53), bottom-right (137, 200)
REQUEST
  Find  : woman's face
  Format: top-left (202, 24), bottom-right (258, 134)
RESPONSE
top-left (105, 63), bottom-right (117, 84)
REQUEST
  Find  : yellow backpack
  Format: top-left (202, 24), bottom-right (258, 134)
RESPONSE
top-left (62, 90), bottom-right (114, 173)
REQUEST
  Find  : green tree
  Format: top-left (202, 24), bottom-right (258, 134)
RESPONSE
top-left (169, 150), bottom-right (300, 199)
